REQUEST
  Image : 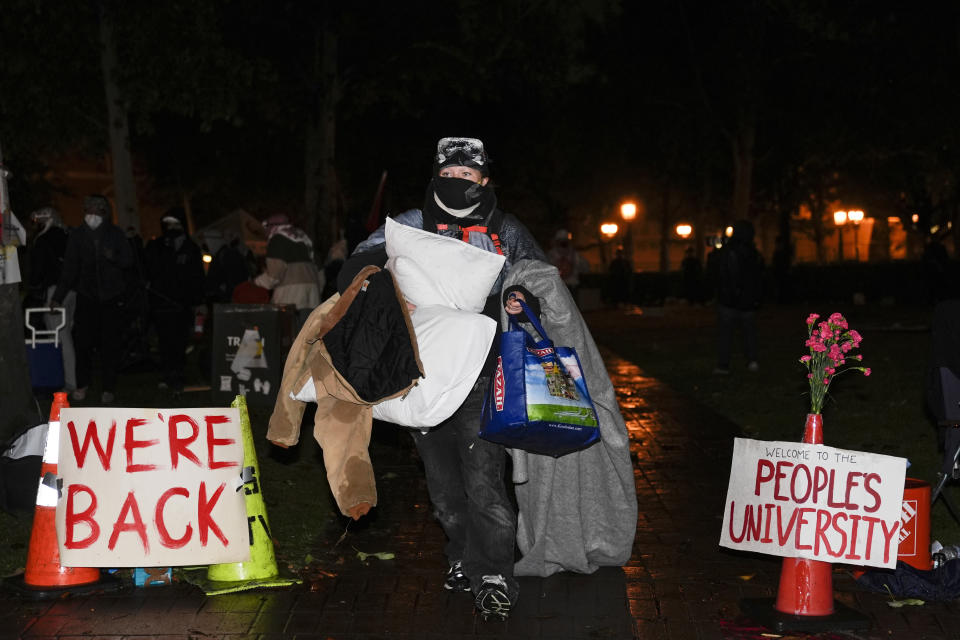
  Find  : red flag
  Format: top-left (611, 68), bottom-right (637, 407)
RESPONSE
top-left (364, 171), bottom-right (388, 233)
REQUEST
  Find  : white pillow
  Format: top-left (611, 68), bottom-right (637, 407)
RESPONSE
top-left (384, 217), bottom-right (505, 313)
top-left (373, 305), bottom-right (496, 428)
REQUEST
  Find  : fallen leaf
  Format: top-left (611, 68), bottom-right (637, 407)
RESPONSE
top-left (355, 550), bottom-right (396, 562)
top-left (887, 598), bottom-right (924, 608)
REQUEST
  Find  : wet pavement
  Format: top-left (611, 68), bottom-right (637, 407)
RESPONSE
top-left (3, 348), bottom-right (959, 639)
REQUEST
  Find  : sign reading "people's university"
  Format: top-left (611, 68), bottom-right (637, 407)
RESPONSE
top-left (719, 437), bottom-right (907, 569)
top-left (55, 407), bottom-right (250, 567)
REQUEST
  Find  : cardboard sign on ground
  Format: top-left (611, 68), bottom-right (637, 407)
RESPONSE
top-left (55, 407), bottom-right (250, 567)
top-left (720, 437), bottom-right (907, 569)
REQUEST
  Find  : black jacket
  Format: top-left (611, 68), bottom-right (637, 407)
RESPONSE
top-left (53, 222), bottom-right (134, 303)
top-left (144, 233), bottom-right (206, 310)
top-left (29, 226), bottom-right (68, 293)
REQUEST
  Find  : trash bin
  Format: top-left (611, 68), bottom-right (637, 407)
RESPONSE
top-left (898, 477), bottom-right (931, 570)
top-left (211, 304), bottom-right (295, 409)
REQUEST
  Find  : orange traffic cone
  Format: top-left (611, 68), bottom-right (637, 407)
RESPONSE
top-left (773, 414), bottom-right (835, 617)
top-left (740, 413), bottom-right (869, 633)
top-left (6, 393), bottom-right (120, 599)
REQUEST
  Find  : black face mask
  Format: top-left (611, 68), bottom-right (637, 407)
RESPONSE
top-left (431, 177), bottom-right (487, 211)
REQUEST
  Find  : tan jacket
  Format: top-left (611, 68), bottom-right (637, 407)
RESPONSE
top-left (266, 265), bottom-right (421, 518)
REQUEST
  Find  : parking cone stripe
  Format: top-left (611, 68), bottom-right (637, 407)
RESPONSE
top-left (23, 393), bottom-right (101, 589)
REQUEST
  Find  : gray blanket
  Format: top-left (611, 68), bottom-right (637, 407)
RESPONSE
top-left (503, 259), bottom-right (638, 577)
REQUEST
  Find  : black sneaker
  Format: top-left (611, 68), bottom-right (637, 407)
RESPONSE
top-left (444, 560), bottom-right (471, 592)
top-left (475, 574), bottom-right (512, 620)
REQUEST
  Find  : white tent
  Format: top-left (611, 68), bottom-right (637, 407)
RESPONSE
top-left (194, 209), bottom-right (267, 257)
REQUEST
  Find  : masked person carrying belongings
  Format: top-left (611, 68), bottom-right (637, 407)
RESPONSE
top-left (335, 136), bottom-right (546, 620)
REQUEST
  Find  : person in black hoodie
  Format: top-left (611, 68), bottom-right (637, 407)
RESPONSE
top-left (144, 207), bottom-right (205, 395)
top-left (52, 195), bottom-right (134, 404)
top-left (337, 137), bottom-right (545, 620)
top-left (29, 207), bottom-right (77, 392)
top-left (710, 219), bottom-right (764, 374)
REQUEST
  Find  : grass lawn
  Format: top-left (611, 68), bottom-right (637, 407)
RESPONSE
top-left (583, 300), bottom-right (960, 548)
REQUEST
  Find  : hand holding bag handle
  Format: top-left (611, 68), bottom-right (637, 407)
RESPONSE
top-left (507, 298), bottom-right (552, 349)
top-left (481, 298), bottom-right (600, 457)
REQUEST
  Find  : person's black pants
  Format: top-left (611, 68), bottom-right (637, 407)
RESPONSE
top-left (154, 308), bottom-right (191, 390)
top-left (73, 294), bottom-right (125, 393)
top-left (410, 376), bottom-right (519, 598)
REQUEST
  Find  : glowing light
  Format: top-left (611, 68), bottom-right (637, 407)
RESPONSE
top-left (620, 202), bottom-right (637, 221)
top-left (202, 253), bottom-right (213, 264)
top-left (847, 210), bottom-right (864, 224)
top-left (931, 224), bottom-right (941, 234)
top-left (834, 210), bottom-right (847, 225)
top-left (724, 226), bottom-right (734, 238)
top-left (600, 223), bottom-right (619, 238)
top-left (675, 223), bottom-right (693, 238)
top-left (911, 214), bottom-right (919, 223)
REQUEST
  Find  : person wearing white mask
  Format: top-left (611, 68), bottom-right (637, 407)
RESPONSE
top-left (52, 195), bottom-right (133, 404)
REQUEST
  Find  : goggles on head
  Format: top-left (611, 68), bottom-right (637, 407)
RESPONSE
top-left (436, 137), bottom-right (487, 172)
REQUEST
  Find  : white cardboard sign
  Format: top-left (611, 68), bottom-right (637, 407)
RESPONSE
top-left (719, 437), bottom-right (907, 569)
top-left (55, 407), bottom-right (250, 567)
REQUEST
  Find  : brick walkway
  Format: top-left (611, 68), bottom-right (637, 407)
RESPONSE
top-left (2, 349), bottom-right (958, 638)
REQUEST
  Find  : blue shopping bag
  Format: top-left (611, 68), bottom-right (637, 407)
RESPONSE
top-left (479, 300), bottom-right (600, 457)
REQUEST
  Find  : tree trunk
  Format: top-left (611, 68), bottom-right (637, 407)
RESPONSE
top-left (810, 191), bottom-right (826, 265)
top-left (659, 184), bottom-right (672, 273)
top-left (0, 140), bottom-right (41, 440)
top-left (99, 2), bottom-right (139, 232)
top-left (304, 21), bottom-right (339, 260)
top-left (870, 215), bottom-right (890, 261)
top-left (0, 285), bottom-right (40, 441)
top-left (696, 165), bottom-right (713, 264)
top-left (731, 113), bottom-right (755, 222)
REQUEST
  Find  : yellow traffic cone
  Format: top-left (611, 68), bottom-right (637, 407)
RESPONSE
top-left (201, 395), bottom-right (300, 594)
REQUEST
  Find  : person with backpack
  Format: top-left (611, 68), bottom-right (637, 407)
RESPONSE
top-left (337, 137), bottom-right (545, 620)
top-left (710, 219), bottom-right (764, 374)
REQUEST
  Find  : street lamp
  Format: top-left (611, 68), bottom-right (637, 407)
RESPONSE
top-left (600, 222), bottom-right (619, 238)
top-left (847, 210), bottom-right (864, 261)
top-left (834, 210), bottom-right (848, 261)
top-left (619, 201), bottom-right (637, 269)
top-left (675, 223), bottom-right (692, 239)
